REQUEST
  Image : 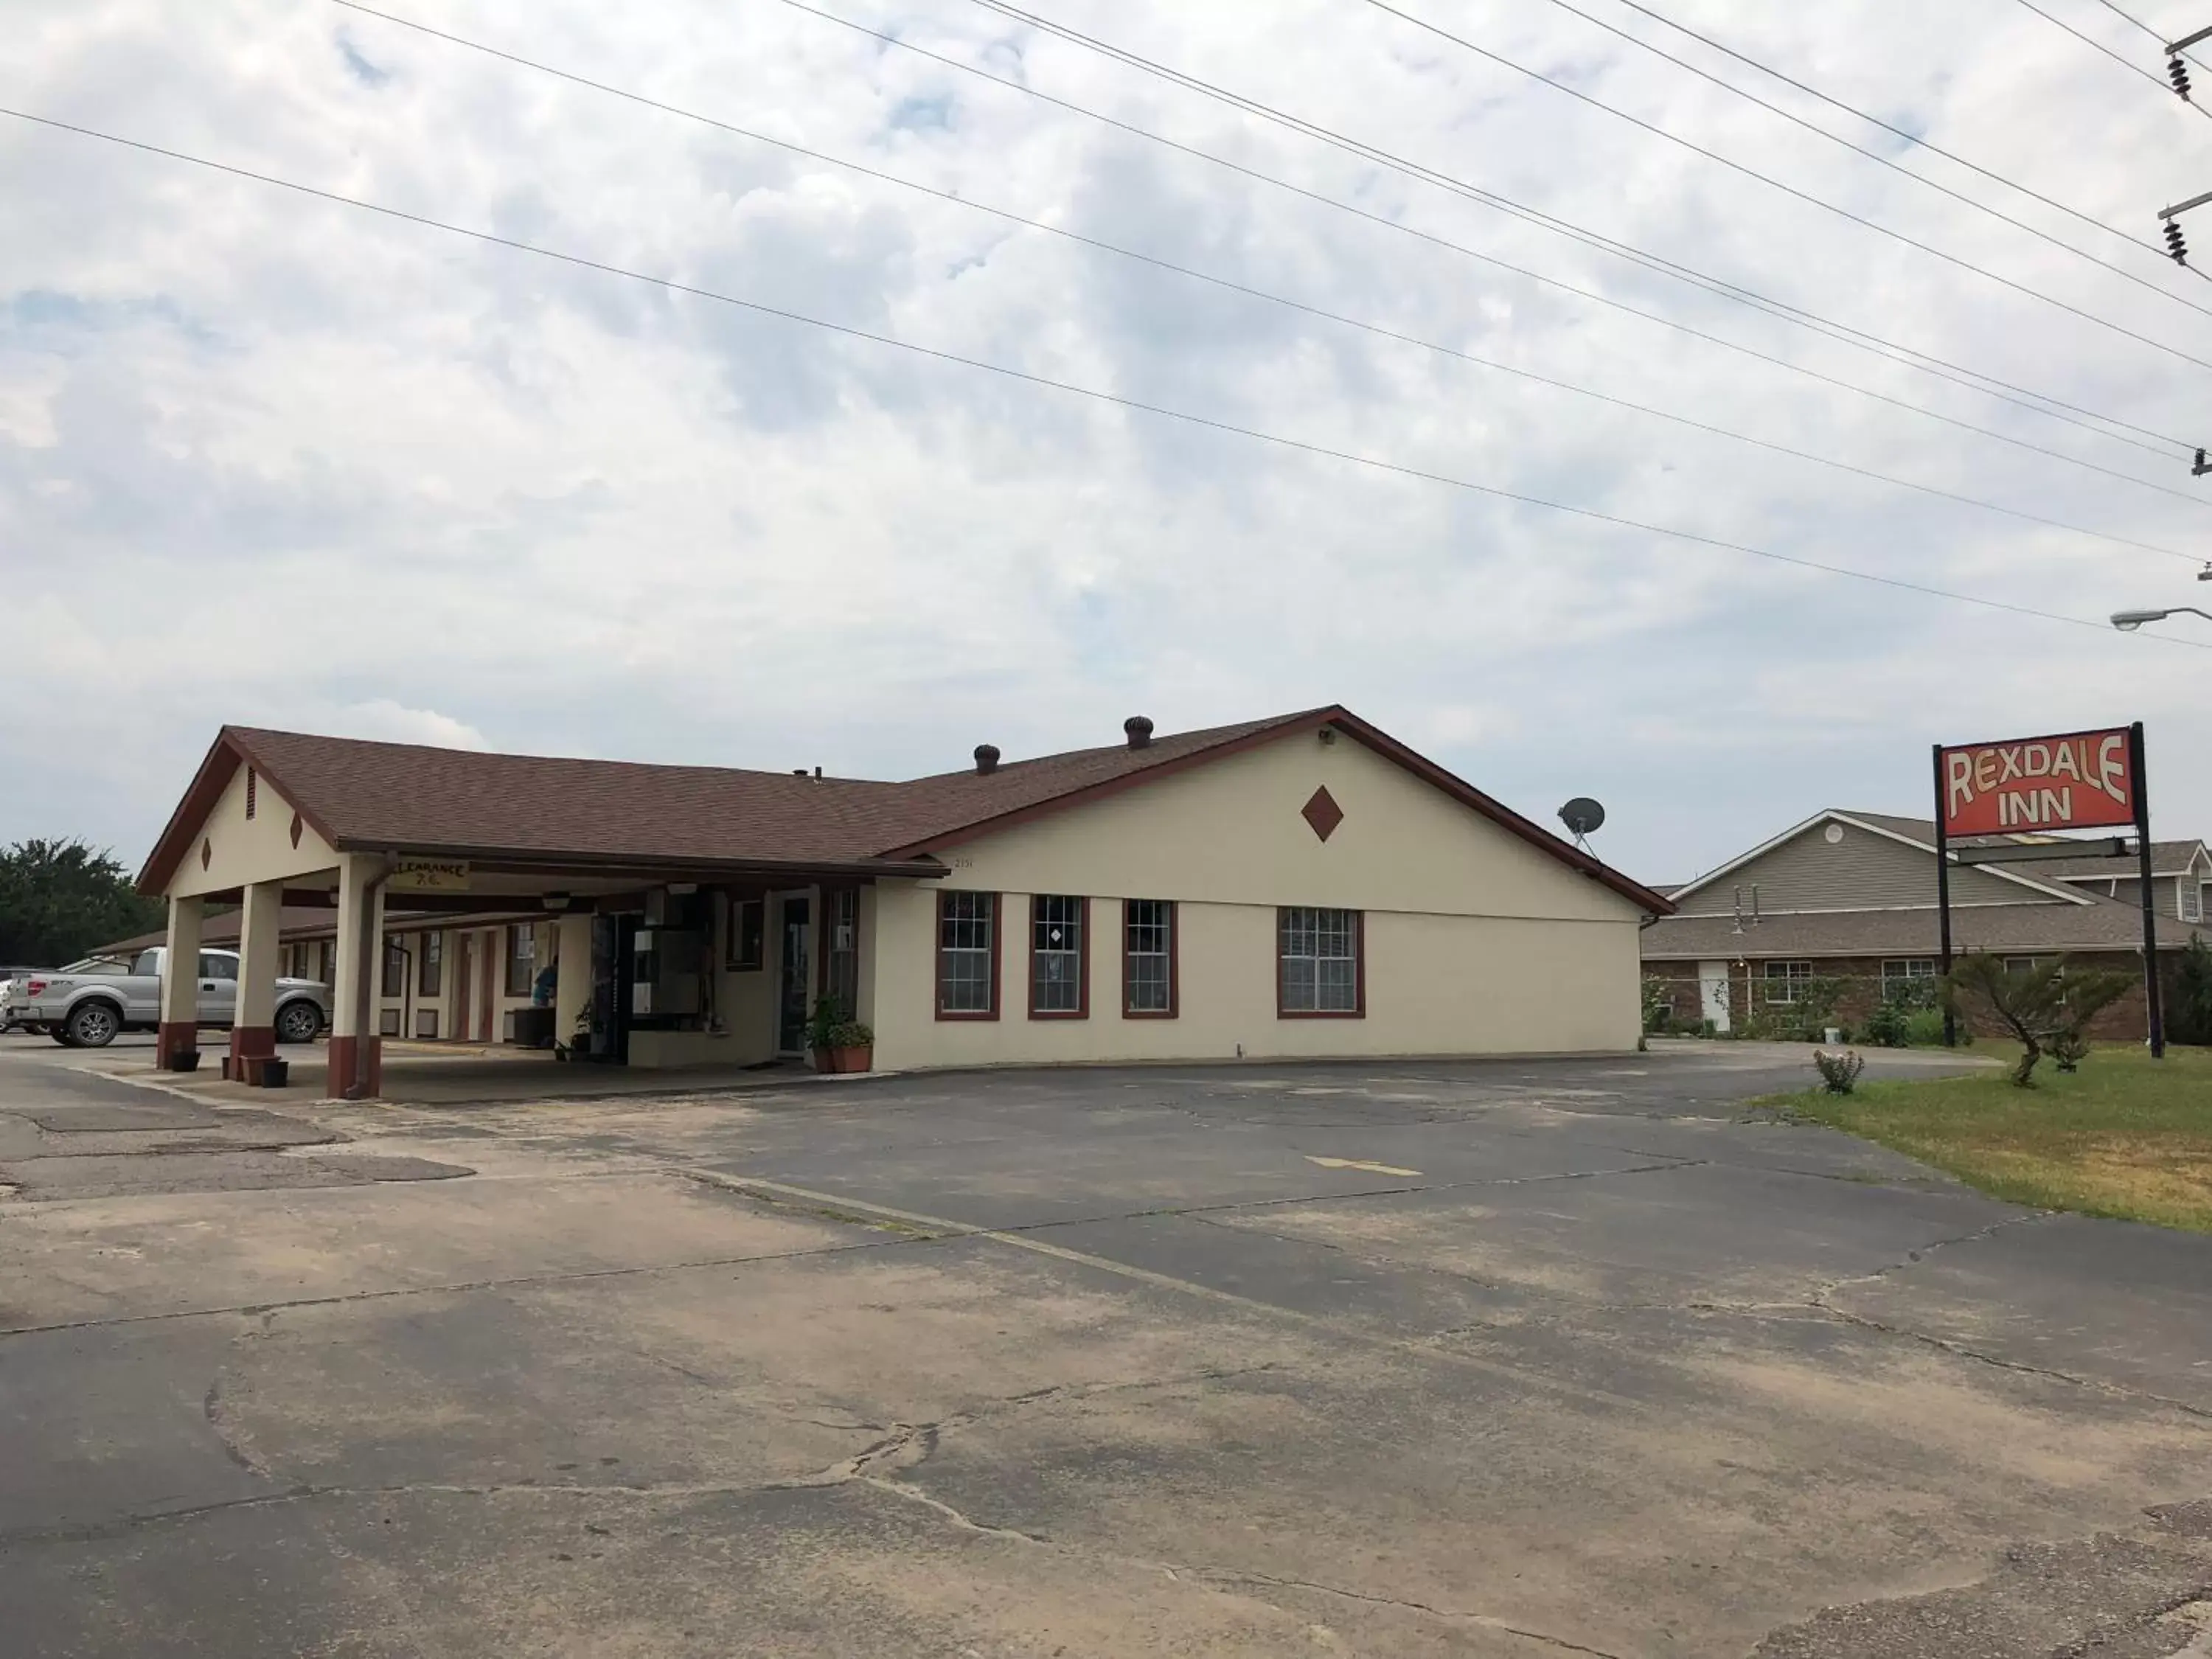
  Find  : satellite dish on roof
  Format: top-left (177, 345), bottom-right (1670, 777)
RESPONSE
top-left (1559, 798), bottom-right (1606, 848)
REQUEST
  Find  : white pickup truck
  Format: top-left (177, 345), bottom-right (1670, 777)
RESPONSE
top-left (7, 946), bottom-right (330, 1049)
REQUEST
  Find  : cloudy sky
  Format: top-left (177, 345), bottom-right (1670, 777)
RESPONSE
top-left (5, 0), bottom-right (2211, 884)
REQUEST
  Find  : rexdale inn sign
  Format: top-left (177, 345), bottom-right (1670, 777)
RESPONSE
top-left (1939, 726), bottom-right (2138, 836)
top-left (1929, 722), bottom-right (2163, 1057)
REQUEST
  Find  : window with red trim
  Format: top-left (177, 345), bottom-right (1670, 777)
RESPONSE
top-left (937, 891), bottom-right (998, 1017)
top-left (1029, 896), bottom-right (1087, 1018)
top-left (1122, 900), bottom-right (1175, 1018)
top-left (1279, 907), bottom-right (1362, 1016)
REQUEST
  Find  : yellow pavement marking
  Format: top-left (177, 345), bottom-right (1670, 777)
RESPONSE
top-left (1304, 1156), bottom-right (1423, 1178)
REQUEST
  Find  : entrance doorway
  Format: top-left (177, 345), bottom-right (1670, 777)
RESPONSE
top-left (777, 895), bottom-right (811, 1054)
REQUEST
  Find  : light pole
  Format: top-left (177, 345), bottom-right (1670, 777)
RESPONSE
top-left (2111, 606), bottom-right (2212, 630)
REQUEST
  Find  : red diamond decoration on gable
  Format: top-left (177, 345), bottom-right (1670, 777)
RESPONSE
top-left (1301, 786), bottom-right (1344, 843)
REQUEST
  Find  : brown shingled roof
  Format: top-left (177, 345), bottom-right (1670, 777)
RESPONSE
top-left (136, 707), bottom-right (1671, 913)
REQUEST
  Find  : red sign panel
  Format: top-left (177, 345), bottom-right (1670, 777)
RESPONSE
top-left (1940, 728), bottom-right (2137, 836)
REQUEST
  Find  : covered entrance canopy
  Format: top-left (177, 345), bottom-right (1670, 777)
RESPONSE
top-left (137, 727), bottom-right (956, 1097)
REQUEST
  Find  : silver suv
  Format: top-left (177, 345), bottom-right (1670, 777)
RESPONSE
top-left (11, 947), bottom-right (330, 1049)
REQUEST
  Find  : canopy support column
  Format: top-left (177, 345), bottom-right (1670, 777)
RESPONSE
top-left (156, 897), bottom-right (204, 1070)
top-left (227, 880), bottom-right (284, 1083)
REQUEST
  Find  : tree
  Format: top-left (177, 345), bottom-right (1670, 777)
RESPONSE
top-left (2168, 939), bottom-right (2212, 1048)
top-left (0, 840), bottom-right (164, 967)
top-left (1942, 953), bottom-right (2135, 1087)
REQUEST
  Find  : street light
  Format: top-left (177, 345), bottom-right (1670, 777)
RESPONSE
top-left (2111, 606), bottom-right (2212, 631)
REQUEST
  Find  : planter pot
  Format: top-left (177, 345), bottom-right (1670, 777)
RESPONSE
top-left (259, 1057), bottom-right (290, 1088)
top-left (811, 1045), bottom-right (874, 1075)
top-left (171, 1051), bottom-right (201, 1074)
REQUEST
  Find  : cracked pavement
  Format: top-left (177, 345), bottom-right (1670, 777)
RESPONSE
top-left (4, 1034), bottom-right (2212, 1656)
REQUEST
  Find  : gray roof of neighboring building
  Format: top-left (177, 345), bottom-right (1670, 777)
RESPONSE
top-left (1827, 813), bottom-right (2202, 878)
top-left (1646, 809), bottom-right (2209, 961)
top-left (1643, 900), bottom-right (2208, 961)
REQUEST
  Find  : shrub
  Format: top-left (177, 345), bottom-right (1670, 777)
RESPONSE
top-left (2170, 939), bottom-right (2212, 1047)
top-left (1864, 1001), bottom-right (1910, 1048)
top-left (1812, 1049), bottom-right (1865, 1093)
top-left (1903, 1007), bottom-right (1952, 1047)
top-left (1641, 977), bottom-right (1674, 1035)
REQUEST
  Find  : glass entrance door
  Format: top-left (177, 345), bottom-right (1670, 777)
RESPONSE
top-left (777, 896), bottom-right (811, 1054)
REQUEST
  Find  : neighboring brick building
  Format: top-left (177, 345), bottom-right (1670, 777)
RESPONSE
top-left (1641, 811), bottom-right (2209, 1042)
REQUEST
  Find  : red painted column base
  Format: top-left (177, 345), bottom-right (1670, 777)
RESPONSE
top-left (156, 1023), bottom-right (201, 1071)
top-left (223, 1025), bottom-right (276, 1082)
top-left (327, 1035), bottom-right (383, 1099)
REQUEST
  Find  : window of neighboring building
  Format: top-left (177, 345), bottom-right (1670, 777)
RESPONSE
top-left (1880, 959), bottom-right (1938, 995)
top-left (378, 1008), bottom-right (401, 1037)
top-left (936, 891), bottom-right (998, 1018)
top-left (1279, 907), bottom-right (1363, 1016)
top-left (504, 925), bottom-right (534, 998)
top-left (1123, 899), bottom-right (1177, 1018)
top-left (415, 1009), bottom-right (439, 1040)
top-left (825, 888), bottom-right (860, 1017)
top-left (2003, 956), bottom-right (2042, 975)
top-left (380, 938), bottom-right (406, 999)
top-left (1761, 961), bottom-right (1813, 1004)
top-left (1029, 895), bottom-right (1088, 1018)
top-left (726, 896), bottom-right (765, 973)
top-left (419, 930), bottom-right (444, 998)
top-left (2185, 883), bottom-right (2205, 924)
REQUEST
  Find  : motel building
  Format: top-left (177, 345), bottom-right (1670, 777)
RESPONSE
top-left (133, 706), bottom-right (1671, 1096)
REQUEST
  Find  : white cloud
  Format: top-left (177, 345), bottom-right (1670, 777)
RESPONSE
top-left (1, 0), bottom-right (2208, 881)
top-left (319, 700), bottom-right (491, 751)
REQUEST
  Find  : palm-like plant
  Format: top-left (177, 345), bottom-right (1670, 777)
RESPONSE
top-left (1942, 954), bottom-right (2134, 1087)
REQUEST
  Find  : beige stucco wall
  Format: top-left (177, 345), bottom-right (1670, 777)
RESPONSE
top-left (167, 765), bottom-right (341, 899)
top-left (864, 729), bottom-right (1646, 1071)
top-left (932, 729), bottom-right (1632, 922)
top-left (701, 889), bottom-right (787, 1068)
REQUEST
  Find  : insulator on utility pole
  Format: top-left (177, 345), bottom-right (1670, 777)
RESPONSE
top-left (2196, 447), bottom-right (2211, 476)
top-left (2167, 220), bottom-right (2190, 262)
top-left (2174, 55), bottom-right (2196, 100)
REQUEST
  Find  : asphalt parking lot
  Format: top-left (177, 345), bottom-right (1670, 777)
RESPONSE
top-left (4, 1033), bottom-right (2212, 1658)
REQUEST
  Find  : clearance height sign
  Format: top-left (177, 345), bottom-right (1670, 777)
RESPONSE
top-left (1939, 727), bottom-right (2138, 836)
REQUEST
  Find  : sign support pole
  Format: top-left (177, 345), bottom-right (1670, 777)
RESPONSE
top-left (2131, 720), bottom-right (2166, 1060)
top-left (1933, 742), bottom-right (1956, 1048)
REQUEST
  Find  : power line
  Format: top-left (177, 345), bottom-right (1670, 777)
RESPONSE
top-left (2087, 0), bottom-right (2211, 66)
top-left (1524, 0), bottom-right (2212, 313)
top-left (330, 0), bottom-right (2204, 566)
top-left (2014, 0), bottom-right (2212, 114)
top-left (933, 0), bottom-right (2202, 458)
top-left (1346, 0), bottom-right (2212, 363)
top-left (1604, 0), bottom-right (2190, 268)
top-left (774, 0), bottom-right (2212, 490)
top-left (4, 105), bottom-right (2191, 649)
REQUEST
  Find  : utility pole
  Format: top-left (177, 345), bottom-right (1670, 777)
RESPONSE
top-left (2159, 24), bottom-right (2212, 481)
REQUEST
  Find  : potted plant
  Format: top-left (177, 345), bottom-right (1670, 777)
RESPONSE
top-left (807, 997), bottom-right (875, 1074)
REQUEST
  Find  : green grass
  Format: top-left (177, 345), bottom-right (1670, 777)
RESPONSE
top-left (1780, 1045), bottom-right (2212, 1233)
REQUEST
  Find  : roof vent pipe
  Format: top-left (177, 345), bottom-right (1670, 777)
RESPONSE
top-left (974, 744), bottom-right (1001, 776)
top-left (1124, 715), bottom-right (1155, 750)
